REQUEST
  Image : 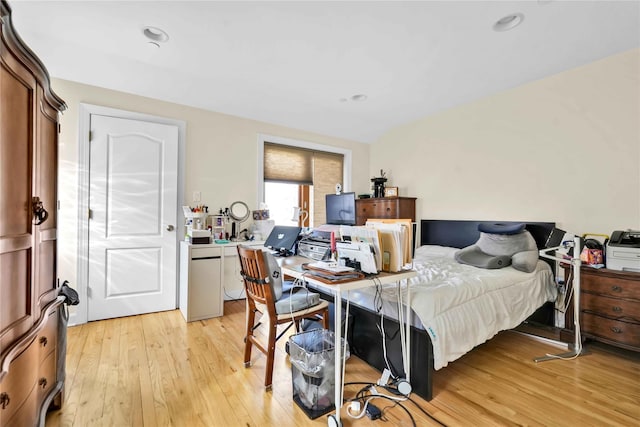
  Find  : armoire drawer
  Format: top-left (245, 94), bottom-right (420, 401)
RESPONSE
top-left (2, 384), bottom-right (38, 427)
top-left (581, 312), bottom-right (640, 348)
top-left (581, 293), bottom-right (640, 322)
top-left (0, 338), bottom-right (39, 422)
top-left (37, 350), bottom-right (57, 402)
top-left (38, 310), bottom-right (58, 359)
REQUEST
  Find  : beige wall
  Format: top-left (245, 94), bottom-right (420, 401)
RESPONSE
top-left (371, 49), bottom-right (640, 237)
top-left (52, 78), bottom-right (370, 292)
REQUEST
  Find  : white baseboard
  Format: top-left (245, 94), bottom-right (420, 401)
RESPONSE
top-left (223, 289), bottom-right (246, 301)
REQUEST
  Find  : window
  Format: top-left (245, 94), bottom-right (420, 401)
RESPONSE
top-left (259, 136), bottom-right (351, 228)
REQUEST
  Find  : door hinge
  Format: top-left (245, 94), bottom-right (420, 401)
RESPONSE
top-left (87, 287), bottom-right (92, 298)
top-left (89, 130), bottom-right (93, 141)
top-left (58, 123), bottom-right (61, 134)
top-left (88, 208), bottom-right (93, 220)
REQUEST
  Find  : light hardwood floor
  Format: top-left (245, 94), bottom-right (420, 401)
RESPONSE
top-left (46, 301), bottom-right (639, 427)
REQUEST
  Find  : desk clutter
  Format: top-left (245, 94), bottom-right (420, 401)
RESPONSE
top-left (294, 220), bottom-right (414, 275)
top-left (302, 261), bottom-right (365, 284)
top-left (183, 202), bottom-right (256, 243)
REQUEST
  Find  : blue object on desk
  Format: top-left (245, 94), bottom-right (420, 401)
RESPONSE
top-left (214, 239), bottom-right (230, 244)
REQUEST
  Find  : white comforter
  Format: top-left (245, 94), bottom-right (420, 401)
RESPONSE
top-left (368, 245), bottom-right (557, 370)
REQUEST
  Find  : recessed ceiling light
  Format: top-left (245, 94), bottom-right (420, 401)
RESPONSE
top-left (351, 94), bottom-right (368, 102)
top-left (493, 13), bottom-right (524, 32)
top-left (143, 26), bottom-right (169, 43)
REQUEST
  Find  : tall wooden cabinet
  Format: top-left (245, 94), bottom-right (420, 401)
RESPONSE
top-left (0, 1), bottom-right (67, 425)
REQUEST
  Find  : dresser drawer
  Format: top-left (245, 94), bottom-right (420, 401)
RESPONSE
top-left (357, 200), bottom-right (397, 220)
top-left (0, 337), bottom-right (38, 422)
top-left (38, 310), bottom-right (58, 360)
top-left (582, 293), bottom-right (640, 322)
top-left (581, 273), bottom-right (638, 300)
top-left (581, 312), bottom-right (640, 348)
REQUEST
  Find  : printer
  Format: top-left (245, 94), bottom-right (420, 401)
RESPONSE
top-left (606, 230), bottom-right (640, 272)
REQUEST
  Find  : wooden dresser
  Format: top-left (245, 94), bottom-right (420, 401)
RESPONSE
top-left (0, 1), bottom-right (68, 425)
top-left (355, 197), bottom-right (416, 225)
top-left (564, 266), bottom-right (640, 352)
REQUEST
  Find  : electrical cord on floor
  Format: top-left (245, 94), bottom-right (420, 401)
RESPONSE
top-left (406, 396), bottom-right (447, 427)
top-left (343, 381), bottom-right (447, 426)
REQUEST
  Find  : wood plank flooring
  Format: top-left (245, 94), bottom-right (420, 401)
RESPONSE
top-left (46, 301), bottom-right (639, 426)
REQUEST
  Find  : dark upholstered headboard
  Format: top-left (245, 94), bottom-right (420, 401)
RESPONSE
top-left (420, 220), bottom-right (556, 250)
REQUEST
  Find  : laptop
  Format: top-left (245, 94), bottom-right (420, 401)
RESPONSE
top-left (264, 225), bottom-right (302, 257)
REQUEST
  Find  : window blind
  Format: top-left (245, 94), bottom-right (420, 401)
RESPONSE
top-left (263, 143), bottom-right (313, 184)
top-left (264, 142), bottom-right (343, 226)
top-left (312, 151), bottom-right (343, 227)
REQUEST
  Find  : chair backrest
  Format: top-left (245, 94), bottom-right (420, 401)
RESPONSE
top-left (237, 245), bottom-right (276, 315)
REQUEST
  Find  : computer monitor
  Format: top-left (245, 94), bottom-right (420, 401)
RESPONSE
top-left (325, 192), bottom-right (356, 225)
top-left (264, 225), bottom-right (302, 256)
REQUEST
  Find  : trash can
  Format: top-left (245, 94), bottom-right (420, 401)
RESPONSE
top-left (288, 329), bottom-right (349, 419)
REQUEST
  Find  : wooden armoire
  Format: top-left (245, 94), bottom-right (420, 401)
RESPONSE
top-left (0, 1), bottom-right (68, 425)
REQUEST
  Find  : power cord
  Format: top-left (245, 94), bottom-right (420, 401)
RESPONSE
top-left (343, 381), bottom-right (447, 426)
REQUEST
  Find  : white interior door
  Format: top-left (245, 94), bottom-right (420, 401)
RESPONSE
top-left (88, 114), bottom-right (178, 321)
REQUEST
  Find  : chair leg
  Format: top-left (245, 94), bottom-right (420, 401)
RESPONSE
top-left (244, 307), bottom-right (256, 367)
top-left (264, 319), bottom-right (277, 390)
top-left (322, 308), bottom-right (330, 330)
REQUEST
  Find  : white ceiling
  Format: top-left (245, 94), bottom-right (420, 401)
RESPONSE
top-left (9, 1), bottom-right (640, 144)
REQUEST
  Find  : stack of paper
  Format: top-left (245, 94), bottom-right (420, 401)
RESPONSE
top-left (339, 226), bottom-right (382, 273)
top-left (365, 219), bottom-right (413, 272)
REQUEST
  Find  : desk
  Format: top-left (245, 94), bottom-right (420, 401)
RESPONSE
top-left (179, 240), bottom-right (264, 321)
top-left (280, 256), bottom-right (416, 427)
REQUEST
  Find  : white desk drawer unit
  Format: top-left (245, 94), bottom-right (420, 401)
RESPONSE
top-left (179, 241), bottom-right (264, 321)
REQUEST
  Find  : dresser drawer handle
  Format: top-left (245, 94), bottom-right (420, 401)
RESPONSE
top-left (0, 392), bottom-right (9, 409)
top-left (39, 378), bottom-right (48, 389)
top-left (40, 336), bottom-right (48, 347)
top-left (610, 326), bottom-right (623, 334)
top-left (612, 306), bottom-right (622, 313)
top-left (611, 285), bottom-right (622, 292)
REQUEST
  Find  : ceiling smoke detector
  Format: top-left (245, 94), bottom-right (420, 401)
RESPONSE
top-left (493, 13), bottom-right (524, 32)
top-left (143, 26), bottom-right (169, 43)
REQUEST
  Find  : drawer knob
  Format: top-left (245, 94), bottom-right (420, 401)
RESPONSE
top-left (610, 326), bottom-right (623, 334)
top-left (612, 306), bottom-right (622, 313)
top-left (40, 336), bottom-right (48, 347)
top-left (0, 392), bottom-right (9, 409)
top-left (611, 285), bottom-right (622, 292)
top-left (39, 378), bottom-right (47, 389)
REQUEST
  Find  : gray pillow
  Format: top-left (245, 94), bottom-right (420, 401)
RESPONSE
top-left (454, 246), bottom-right (512, 269)
top-left (454, 230), bottom-right (538, 273)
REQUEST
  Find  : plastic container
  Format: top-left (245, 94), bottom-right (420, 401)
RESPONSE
top-left (289, 329), bottom-right (349, 419)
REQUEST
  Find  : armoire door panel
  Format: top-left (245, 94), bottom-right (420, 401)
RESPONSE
top-left (0, 249), bottom-right (33, 352)
top-left (0, 63), bottom-right (34, 238)
top-left (33, 87), bottom-right (58, 311)
top-left (35, 86), bottom-right (58, 230)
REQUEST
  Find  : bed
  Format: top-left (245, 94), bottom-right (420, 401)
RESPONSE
top-left (312, 219), bottom-right (558, 401)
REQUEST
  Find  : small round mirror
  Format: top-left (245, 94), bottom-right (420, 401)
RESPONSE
top-left (229, 201), bottom-right (250, 222)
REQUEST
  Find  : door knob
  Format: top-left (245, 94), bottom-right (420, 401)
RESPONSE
top-left (166, 225), bottom-right (175, 231)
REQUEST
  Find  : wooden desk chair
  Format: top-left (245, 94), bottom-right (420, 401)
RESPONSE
top-left (237, 245), bottom-right (329, 390)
